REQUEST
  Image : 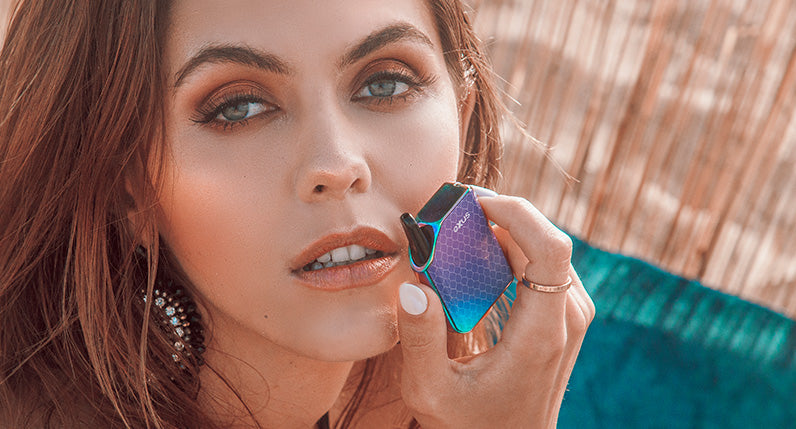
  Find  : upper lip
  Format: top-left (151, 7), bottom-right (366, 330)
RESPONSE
top-left (289, 226), bottom-right (401, 271)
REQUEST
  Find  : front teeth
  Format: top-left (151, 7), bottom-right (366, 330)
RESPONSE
top-left (302, 244), bottom-right (384, 271)
top-left (331, 246), bottom-right (353, 263)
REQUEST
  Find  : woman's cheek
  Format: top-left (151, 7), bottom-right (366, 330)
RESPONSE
top-left (385, 90), bottom-right (460, 201)
top-left (154, 142), bottom-right (279, 306)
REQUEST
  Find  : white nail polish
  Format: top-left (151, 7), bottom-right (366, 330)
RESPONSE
top-left (399, 283), bottom-right (428, 315)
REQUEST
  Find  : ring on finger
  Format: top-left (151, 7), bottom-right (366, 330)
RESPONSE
top-left (520, 274), bottom-right (572, 293)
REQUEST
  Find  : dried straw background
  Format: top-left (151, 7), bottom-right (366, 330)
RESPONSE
top-left (2, 2), bottom-right (794, 316)
top-left (469, 0), bottom-right (796, 317)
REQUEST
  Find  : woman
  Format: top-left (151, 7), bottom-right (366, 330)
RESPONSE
top-left (0, 0), bottom-right (594, 427)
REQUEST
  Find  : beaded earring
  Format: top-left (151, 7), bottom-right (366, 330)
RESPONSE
top-left (143, 279), bottom-right (206, 370)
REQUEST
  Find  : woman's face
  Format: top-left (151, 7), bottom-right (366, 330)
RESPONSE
top-left (160, 0), bottom-right (464, 361)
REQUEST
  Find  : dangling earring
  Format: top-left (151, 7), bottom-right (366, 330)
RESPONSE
top-left (137, 245), bottom-right (206, 371)
top-left (143, 278), bottom-right (206, 369)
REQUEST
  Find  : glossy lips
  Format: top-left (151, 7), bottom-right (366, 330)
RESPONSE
top-left (290, 227), bottom-right (401, 290)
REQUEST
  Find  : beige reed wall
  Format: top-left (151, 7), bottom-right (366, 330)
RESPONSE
top-left (471, 0), bottom-right (796, 317)
top-left (1, 1), bottom-right (794, 316)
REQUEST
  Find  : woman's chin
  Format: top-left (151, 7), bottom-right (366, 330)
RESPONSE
top-left (300, 314), bottom-right (400, 362)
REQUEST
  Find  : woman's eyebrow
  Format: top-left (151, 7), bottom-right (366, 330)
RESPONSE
top-left (173, 44), bottom-right (293, 88)
top-left (172, 22), bottom-right (434, 89)
top-left (339, 22), bottom-right (435, 68)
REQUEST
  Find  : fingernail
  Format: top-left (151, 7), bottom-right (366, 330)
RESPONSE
top-left (470, 185), bottom-right (498, 198)
top-left (399, 283), bottom-right (428, 315)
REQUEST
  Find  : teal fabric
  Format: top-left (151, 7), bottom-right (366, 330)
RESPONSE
top-left (558, 237), bottom-right (796, 428)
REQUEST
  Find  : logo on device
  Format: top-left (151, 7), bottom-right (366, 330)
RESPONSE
top-left (453, 211), bottom-right (471, 232)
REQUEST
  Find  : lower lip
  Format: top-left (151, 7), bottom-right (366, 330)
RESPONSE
top-left (292, 253), bottom-right (401, 291)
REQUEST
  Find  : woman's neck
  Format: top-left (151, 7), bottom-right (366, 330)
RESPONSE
top-left (198, 315), bottom-right (354, 428)
top-left (328, 347), bottom-right (412, 428)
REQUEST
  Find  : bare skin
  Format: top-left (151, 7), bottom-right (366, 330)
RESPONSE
top-left (160, 0), bottom-right (593, 427)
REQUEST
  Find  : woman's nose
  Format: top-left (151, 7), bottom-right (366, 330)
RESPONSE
top-left (294, 109), bottom-right (372, 202)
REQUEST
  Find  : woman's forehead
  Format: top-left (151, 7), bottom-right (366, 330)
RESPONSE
top-left (165, 0), bottom-right (442, 75)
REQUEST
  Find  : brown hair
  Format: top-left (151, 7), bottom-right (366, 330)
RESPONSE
top-left (432, 1), bottom-right (505, 191)
top-left (0, 0), bottom-right (506, 427)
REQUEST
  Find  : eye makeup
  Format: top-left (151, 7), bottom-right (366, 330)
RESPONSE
top-left (186, 51), bottom-right (439, 131)
top-left (189, 80), bottom-right (278, 131)
top-left (351, 59), bottom-right (438, 109)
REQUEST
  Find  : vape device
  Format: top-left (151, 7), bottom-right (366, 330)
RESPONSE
top-left (400, 182), bottom-right (515, 333)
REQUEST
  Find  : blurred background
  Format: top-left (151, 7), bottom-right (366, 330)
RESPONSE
top-left (2, 0), bottom-right (794, 318)
top-left (466, 0), bottom-right (796, 318)
top-left (462, 3), bottom-right (796, 424)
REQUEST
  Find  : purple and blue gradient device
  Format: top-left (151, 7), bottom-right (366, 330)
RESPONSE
top-left (401, 182), bottom-right (515, 333)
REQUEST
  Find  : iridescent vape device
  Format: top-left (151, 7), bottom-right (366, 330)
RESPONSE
top-left (400, 182), bottom-right (515, 333)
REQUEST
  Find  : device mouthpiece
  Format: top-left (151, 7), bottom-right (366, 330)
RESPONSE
top-left (400, 213), bottom-right (431, 266)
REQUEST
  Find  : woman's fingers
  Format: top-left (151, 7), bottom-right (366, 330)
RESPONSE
top-left (478, 196), bottom-right (574, 353)
top-left (396, 282), bottom-right (452, 402)
top-left (393, 191), bottom-right (593, 428)
top-left (549, 284), bottom-right (592, 413)
top-left (478, 195), bottom-right (572, 285)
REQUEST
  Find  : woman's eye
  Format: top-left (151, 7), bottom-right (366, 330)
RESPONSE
top-left (191, 90), bottom-right (278, 130)
top-left (217, 100), bottom-right (269, 122)
top-left (352, 66), bottom-right (436, 107)
top-left (357, 79), bottom-right (410, 98)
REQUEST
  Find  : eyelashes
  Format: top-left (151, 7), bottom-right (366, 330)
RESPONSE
top-left (353, 68), bottom-right (436, 106)
top-left (190, 61), bottom-right (437, 131)
top-left (189, 82), bottom-right (277, 131)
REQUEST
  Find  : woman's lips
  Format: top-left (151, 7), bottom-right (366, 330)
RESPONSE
top-left (292, 253), bottom-right (401, 290)
top-left (290, 226), bottom-right (402, 291)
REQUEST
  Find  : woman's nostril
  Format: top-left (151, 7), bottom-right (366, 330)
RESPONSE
top-left (313, 184), bottom-right (325, 193)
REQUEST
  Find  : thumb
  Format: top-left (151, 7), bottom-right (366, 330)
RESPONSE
top-left (397, 282), bottom-right (450, 373)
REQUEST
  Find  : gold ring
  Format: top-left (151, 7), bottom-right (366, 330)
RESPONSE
top-left (520, 274), bottom-right (572, 293)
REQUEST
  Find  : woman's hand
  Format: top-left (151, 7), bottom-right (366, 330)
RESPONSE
top-left (396, 194), bottom-right (595, 429)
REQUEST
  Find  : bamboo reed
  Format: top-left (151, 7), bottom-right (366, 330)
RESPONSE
top-left (471, 0), bottom-right (796, 317)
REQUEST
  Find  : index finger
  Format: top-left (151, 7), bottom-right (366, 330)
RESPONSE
top-left (477, 195), bottom-right (573, 352)
top-left (478, 195), bottom-right (572, 285)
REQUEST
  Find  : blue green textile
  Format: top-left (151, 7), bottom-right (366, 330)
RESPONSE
top-left (558, 237), bottom-right (796, 428)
